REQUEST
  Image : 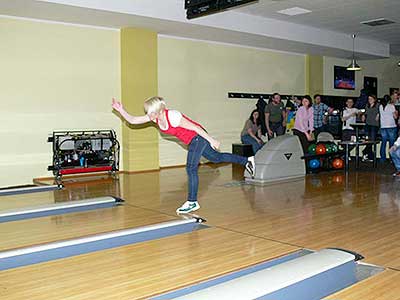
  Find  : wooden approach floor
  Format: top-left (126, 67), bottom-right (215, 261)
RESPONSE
top-left (0, 165), bottom-right (399, 300)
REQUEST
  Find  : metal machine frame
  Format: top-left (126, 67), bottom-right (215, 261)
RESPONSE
top-left (47, 130), bottom-right (120, 182)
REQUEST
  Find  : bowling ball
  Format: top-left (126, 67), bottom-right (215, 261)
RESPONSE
top-left (325, 144), bottom-right (332, 153)
top-left (331, 144), bottom-right (338, 153)
top-left (308, 144), bottom-right (317, 154)
top-left (332, 158), bottom-right (344, 169)
top-left (316, 144), bottom-right (327, 155)
top-left (309, 159), bottom-right (320, 169)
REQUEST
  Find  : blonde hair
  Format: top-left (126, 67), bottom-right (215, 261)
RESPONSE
top-left (144, 96), bottom-right (166, 114)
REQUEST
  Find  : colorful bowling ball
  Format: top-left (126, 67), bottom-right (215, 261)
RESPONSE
top-left (331, 144), bottom-right (338, 153)
top-left (308, 144), bottom-right (317, 154)
top-left (325, 144), bottom-right (332, 153)
top-left (332, 158), bottom-right (344, 169)
top-left (309, 159), bottom-right (320, 169)
top-left (315, 144), bottom-right (327, 155)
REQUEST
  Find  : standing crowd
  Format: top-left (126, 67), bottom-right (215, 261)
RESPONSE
top-left (240, 90), bottom-right (400, 176)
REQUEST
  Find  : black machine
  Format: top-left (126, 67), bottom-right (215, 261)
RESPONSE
top-left (185, 0), bottom-right (258, 19)
top-left (47, 130), bottom-right (120, 182)
top-left (324, 110), bottom-right (342, 139)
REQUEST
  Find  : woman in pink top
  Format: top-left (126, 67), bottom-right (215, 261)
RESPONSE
top-left (292, 95), bottom-right (314, 153)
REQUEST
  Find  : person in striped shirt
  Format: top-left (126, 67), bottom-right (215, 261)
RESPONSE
top-left (313, 94), bottom-right (333, 137)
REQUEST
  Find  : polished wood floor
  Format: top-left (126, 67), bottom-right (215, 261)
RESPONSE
top-left (0, 165), bottom-right (399, 299)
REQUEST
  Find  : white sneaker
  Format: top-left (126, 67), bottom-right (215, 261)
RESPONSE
top-left (245, 156), bottom-right (256, 178)
top-left (176, 201), bottom-right (200, 214)
top-left (362, 154), bottom-right (373, 162)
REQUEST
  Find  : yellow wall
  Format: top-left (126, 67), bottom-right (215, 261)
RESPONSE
top-left (0, 17), bottom-right (121, 187)
top-left (158, 37), bottom-right (306, 166)
top-left (306, 55), bottom-right (324, 96)
top-left (323, 56), bottom-right (400, 97)
top-left (121, 28), bottom-right (159, 172)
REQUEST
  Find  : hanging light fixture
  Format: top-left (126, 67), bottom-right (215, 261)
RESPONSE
top-left (347, 34), bottom-right (361, 71)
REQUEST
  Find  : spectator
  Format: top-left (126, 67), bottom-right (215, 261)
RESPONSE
top-left (256, 96), bottom-right (267, 136)
top-left (355, 88), bottom-right (369, 109)
top-left (241, 110), bottom-right (263, 154)
top-left (362, 95), bottom-right (380, 161)
top-left (265, 93), bottom-right (286, 139)
top-left (292, 95), bottom-right (314, 153)
top-left (341, 98), bottom-right (359, 156)
top-left (389, 136), bottom-right (400, 177)
top-left (313, 94), bottom-right (332, 137)
top-left (379, 95), bottom-right (398, 162)
top-left (391, 89), bottom-right (399, 105)
top-left (390, 90), bottom-right (400, 133)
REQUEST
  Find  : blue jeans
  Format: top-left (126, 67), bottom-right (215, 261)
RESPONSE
top-left (241, 134), bottom-right (262, 154)
top-left (390, 147), bottom-right (400, 171)
top-left (186, 135), bottom-right (248, 201)
top-left (380, 127), bottom-right (397, 160)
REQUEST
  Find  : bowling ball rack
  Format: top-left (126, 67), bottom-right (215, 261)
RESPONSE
top-left (302, 145), bottom-right (345, 174)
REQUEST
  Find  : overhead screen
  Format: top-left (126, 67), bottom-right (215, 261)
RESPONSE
top-left (185, 0), bottom-right (258, 19)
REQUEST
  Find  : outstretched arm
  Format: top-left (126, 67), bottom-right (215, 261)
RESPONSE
top-left (179, 117), bottom-right (220, 150)
top-left (112, 98), bottom-right (150, 125)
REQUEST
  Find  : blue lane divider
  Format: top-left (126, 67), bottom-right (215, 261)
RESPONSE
top-left (151, 250), bottom-right (313, 300)
top-left (152, 249), bottom-right (383, 300)
top-left (256, 260), bottom-right (356, 300)
top-left (0, 218), bottom-right (208, 271)
top-left (0, 185), bottom-right (61, 196)
top-left (0, 197), bottom-right (123, 223)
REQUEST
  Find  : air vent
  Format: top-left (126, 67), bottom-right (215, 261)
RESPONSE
top-left (361, 18), bottom-right (395, 26)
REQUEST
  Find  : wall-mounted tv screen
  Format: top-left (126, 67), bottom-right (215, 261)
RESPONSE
top-left (334, 66), bottom-right (355, 90)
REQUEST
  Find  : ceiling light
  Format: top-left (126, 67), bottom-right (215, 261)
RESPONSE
top-left (347, 34), bottom-right (361, 71)
top-left (277, 7), bottom-right (312, 16)
top-left (347, 59), bottom-right (361, 71)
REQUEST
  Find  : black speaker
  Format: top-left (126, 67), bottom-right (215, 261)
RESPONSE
top-left (326, 115), bottom-right (342, 138)
top-left (232, 143), bottom-right (254, 157)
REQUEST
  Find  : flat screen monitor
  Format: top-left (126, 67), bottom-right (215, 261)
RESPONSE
top-left (334, 66), bottom-right (355, 90)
